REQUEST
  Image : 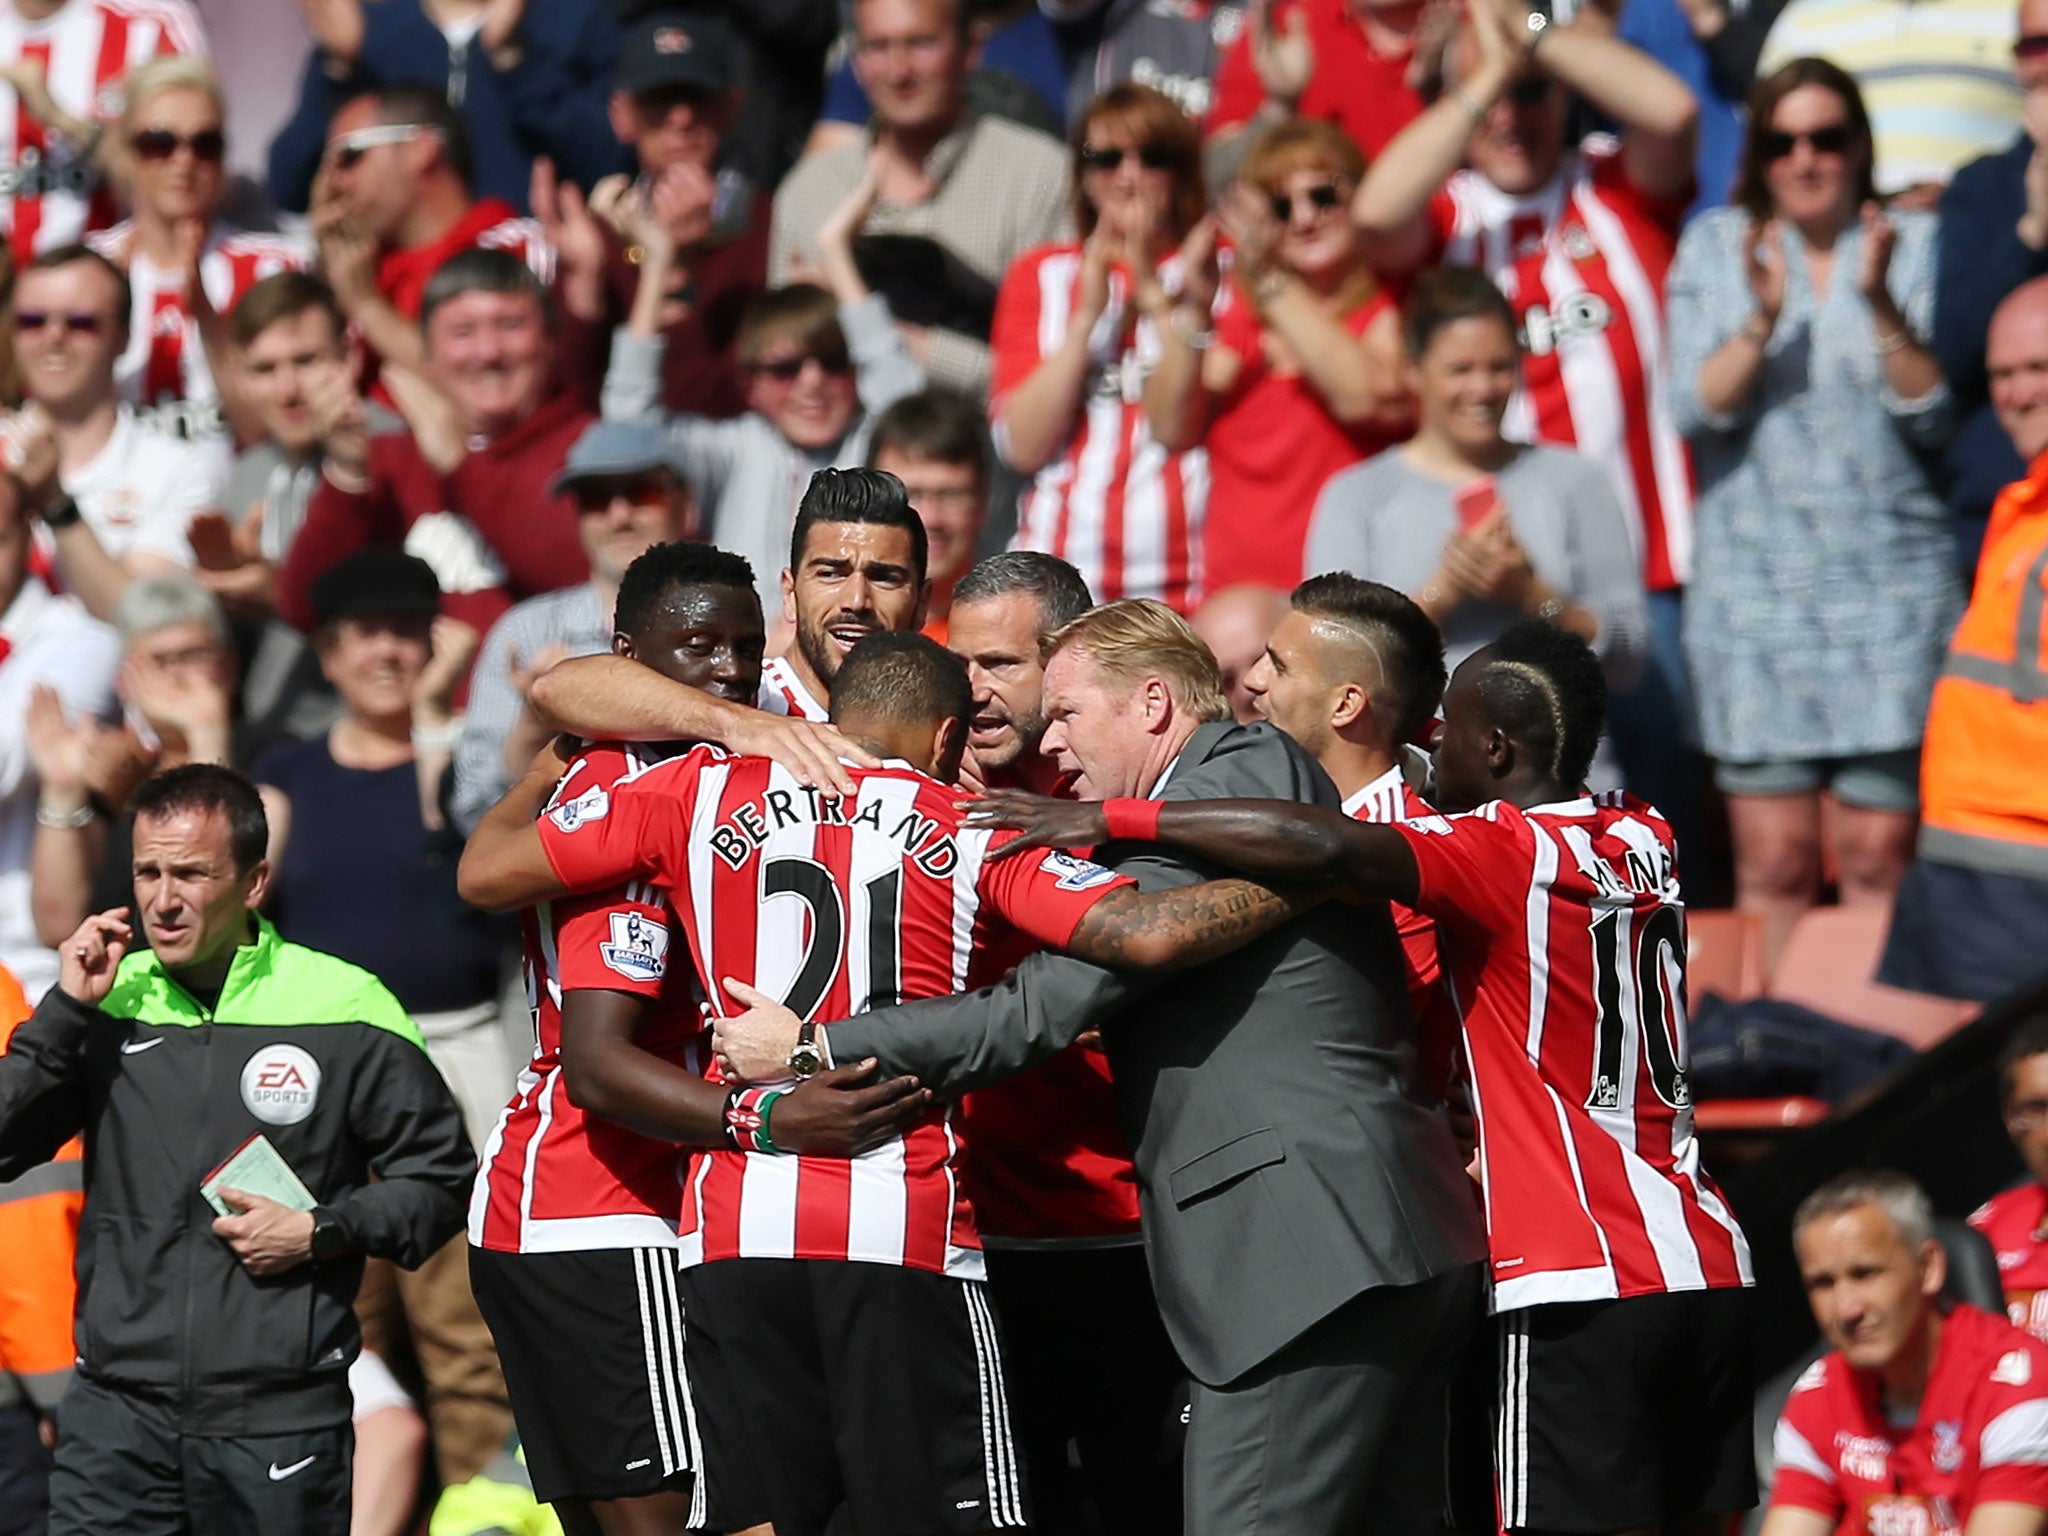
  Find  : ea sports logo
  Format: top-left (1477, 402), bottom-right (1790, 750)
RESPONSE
top-left (241, 1045), bottom-right (321, 1126)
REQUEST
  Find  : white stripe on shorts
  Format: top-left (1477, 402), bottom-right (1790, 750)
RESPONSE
top-left (1497, 1313), bottom-right (1531, 1529)
top-left (962, 1281), bottom-right (1027, 1527)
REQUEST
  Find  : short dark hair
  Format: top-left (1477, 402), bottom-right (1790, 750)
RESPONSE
top-left (614, 540), bottom-right (759, 636)
top-left (2000, 1014), bottom-right (2048, 1098)
top-left (829, 630), bottom-right (972, 736)
top-left (131, 764), bottom-right (269, 874)
top-left (24, 243), bottom-right (132, 338)
top-left (1475, 620), bottom-right (1608, 790)
top-left (420, 248), bottom-right (552, 335)
top-left (229, 270), bottom-right (347, 352)
top-left (953, 552), bottom-right (1093, 632)
top-left (1291, 573), bottom-right (1447, 747)
top-left (358, 84), bottom-right (474, 192)
top-left (789, 467), bottom-right (929, 584)
top-left (1401, 265), bottom-right (1519, 360)
top-left (867, 388), bottom-right (990, 483)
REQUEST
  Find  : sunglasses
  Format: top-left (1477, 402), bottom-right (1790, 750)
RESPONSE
top-left (751, 351), bottom-right (852, 382)
top-left (572, 479), bottom-right (672, 514)
top-left (1079, 143), bottom-right (1178, 173)
top-left (131, 127), bottom-right (225, 163)
top-left (327, 123), bottom-right (424, 170)
top-left (1762, 123), bottom-right (1854, 159)
top-left (15, 310), bottom-right (105, 335)
top-left (1268, 182), bottom-right (1345, 221)
top-left (2018, 32), bottom-right (2048, 56)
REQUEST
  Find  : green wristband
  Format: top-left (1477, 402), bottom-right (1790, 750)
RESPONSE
top-left (757, 1089), bottom-right (784, 1155)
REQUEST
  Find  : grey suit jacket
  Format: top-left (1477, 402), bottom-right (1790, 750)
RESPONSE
top-left (829, 721), bottom-right (1486, 1386)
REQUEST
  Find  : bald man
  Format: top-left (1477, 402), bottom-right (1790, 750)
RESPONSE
top-left (1191, 583), bottom-right (1290, 725)
top-left (1881, 274), bottom-right (2048, 1001)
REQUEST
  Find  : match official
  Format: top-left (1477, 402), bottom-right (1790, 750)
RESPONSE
top-left (0, 764), bottom-right (474, 1536)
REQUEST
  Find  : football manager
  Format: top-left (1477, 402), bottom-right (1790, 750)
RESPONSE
top-left (0, 764), bottom-right (474, 1536)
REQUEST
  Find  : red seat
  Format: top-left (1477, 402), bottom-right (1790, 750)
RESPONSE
top-left (1688, 910), bottom-right (1765, 1003)
top-left (1693, 1097), bottom-right (1830, 1131)
top-left (1766, 905), bottom-right (1978, 1051)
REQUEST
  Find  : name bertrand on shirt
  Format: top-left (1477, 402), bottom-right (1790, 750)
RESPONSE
top-left (706, 779), bottom-right (961, 879)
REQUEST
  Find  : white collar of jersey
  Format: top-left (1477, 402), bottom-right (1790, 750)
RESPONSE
top-left (1341, 763), bottom-right (1407, 819)
top-left (1521, 794), bottom-right (1598, 818)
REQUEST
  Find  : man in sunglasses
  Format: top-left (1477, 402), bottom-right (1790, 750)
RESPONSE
top-left (1356, 0), bottom-right (1706, 882)
top-left (450, 418), bottom-right (700, 835)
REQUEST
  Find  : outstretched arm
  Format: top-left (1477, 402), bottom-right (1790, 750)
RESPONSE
top-left (966, 790), bottom-right (1422, 904)
top-left (456, 745), bottom-right (577, 911)
top-left (1062, 877), bottom-right (1322, 969)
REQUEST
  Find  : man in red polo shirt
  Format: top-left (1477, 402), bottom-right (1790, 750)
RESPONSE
top-left (1769, 1168), bottom-right (2048, 1536)
top-left (313, 84), bottom-right (552, 389)
top-left (1971, 1018), bottom-right (2048, 1342)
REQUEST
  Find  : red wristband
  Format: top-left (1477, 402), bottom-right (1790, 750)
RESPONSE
top-left (1101, 798), bottom-right (1162, 842)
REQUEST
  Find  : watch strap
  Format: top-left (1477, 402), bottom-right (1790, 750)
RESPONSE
top-left (40, 494), bottom-right (82, 530)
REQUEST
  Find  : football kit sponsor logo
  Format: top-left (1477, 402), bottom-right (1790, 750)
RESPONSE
top-left (241, 1045), bottom-right (321, 1126)
top-left (601, 911), bottom-right (669, 982)
top-left (549, 785), bottom-right (610, 832)
top-left (1041, 850), bottom-right (1119, 891)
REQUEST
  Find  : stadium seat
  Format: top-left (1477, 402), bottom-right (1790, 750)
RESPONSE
top-left (1688, 910), bottom-right (1766, 1003)
top-left (1765, 906), bottom-right (1978, 1051)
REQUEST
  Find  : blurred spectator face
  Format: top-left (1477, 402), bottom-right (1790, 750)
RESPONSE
top-left (2005, 1051), bottom-right (2048, 1188)
top-left (1080, 113), bottom-right (1181, 238)
top-left (123, 619), bottom-right (233, 700)
top-left (323, 97), bottom-right (430, 244)
top-left (1038, 646), bottom-right (1163, 798)
top-left (611, 85), bottom-right (725, 177)
top-left (127, 84), bottom-right (225, 226)
top-left (15, 259), bottom-right (125, 415)
top-left (1411, 312), bottom-right (1519, 457)
top-left (618, 582), bottom-right (766, 705)
top-left (1241, 610), bottom-right (1341, 755)
top-left (238, 304), bottom-right (350, 455)
top-left (949, 593), bottom-right (1051, 771)
top-left (1192, 584), bottom-right (1288, 725)
top-left (571, 471), bottom-right (697, 588)
top-left (873, 445), bottom-right (983, 593)
top-left (130, 806), bottom-right (266, 972)
top-left (424, 289), bottom-right (552, 438)
top-left (782, 520), bottom-right (926, 686)
top-left (1762, 82), bottom-right (1864, 230)
top-left (317, 614), bottom-right (433, 723)
top-left (1268, 163), bottom-right (1363, 283)
top-left (1989, 282), bottom-right (2048, 458)
top-left (1794, 1201), bottom-right (1942, 1374)
top-left (1458, 34), bottom-right (1571, 195)
top-left (853, 0), bottom-right (971, 138)
top-left (745, 331), bottom-right (859, 452)
top-left (2018, 0), bottom-right (2048, 91)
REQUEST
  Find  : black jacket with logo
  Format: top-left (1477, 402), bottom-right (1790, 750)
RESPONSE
top-left (0, 919), bottom-right (473, 1433)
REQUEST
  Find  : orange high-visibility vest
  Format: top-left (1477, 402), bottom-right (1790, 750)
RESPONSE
top-left (1923, 449), bottom-right (2048, 877)
top-left (0, 966), bottom-right (81, 1413)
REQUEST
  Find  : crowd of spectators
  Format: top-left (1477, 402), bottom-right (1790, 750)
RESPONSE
top-left (0, 0), bottom-right (2042, 1528)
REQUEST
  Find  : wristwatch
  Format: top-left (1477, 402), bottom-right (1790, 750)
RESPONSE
top-left (308, 1206), bottom-right (351, 1264)
top-left (787, 1020), bottom-right (825, 1082)
top-left (39, 493), bottom-right (82, 531)
top-left (1522, 8), bottom-right (1551, 53)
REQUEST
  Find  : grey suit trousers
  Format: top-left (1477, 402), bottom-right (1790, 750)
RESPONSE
top-left (1184, 1262), bottom-right (1483, 1536)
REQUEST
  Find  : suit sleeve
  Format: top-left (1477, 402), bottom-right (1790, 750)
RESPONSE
top-left (0, 989), bottom-right (95, 1183)
top-left (331, 1024), bottom-right (477, 1269)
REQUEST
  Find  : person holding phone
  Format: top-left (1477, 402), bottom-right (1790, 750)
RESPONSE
top-left (1666, 57), bottom-right (1959, 967)
top-left (1305, 267), bottom-right (1648, 691)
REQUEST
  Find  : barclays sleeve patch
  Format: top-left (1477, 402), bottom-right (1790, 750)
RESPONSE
top-left (1041, 849), bottom-right (1119, 891)
top-left (548, 785), bottom-right (610, 832)
top-left (600, 911), bottom-right (668, 982)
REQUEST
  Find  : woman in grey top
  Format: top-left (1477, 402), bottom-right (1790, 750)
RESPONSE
top-left (1666, 57), bottom-right (1962, 964)
top-left (1304, 268), bottom-right (1648, 691)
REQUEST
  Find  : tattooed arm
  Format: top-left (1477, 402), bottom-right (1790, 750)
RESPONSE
top-left (1062, 878), bottom-right (1321, 970)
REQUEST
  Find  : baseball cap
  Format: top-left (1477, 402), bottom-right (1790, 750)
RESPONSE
top-left (310, 549), bottom-right (441, 629)
top-left (616, 11), bottom-right (734, 99)
top-left (548, 418), bottom-right (687, 498)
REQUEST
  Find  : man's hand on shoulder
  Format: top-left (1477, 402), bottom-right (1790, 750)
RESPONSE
top-left (771, 1060), bottom-right (933, 1156)
top-left (962, 789), bottom-right (1109, 858)
top-left (58, 909), bottom-right (132, 1006)
top-left (725, 710), bottom-right (879, 796)
top-left (212, 1189), bottom-right (316, 1276)
top-left (713, 978), bottom-right (805, 1081)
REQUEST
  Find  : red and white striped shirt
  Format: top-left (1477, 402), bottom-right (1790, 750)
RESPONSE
top-left (88, 219), bottom-right (309, 429)
top-left (471, 743), bottom-right (705, 1255)
top-left (757, 655), bottom-right (826, 722)
top-left (1343, 764), bottom-right (1457, 1098)
top-left (0, 0), bottom-right (203, 264)
top-left (1395, 791), bottom-right (1751, 1311)
top-left (534, 747), bottom-right (1134, 1279)
top-left (996, 244), bottom-right (1208, 614)
top-left (1429, 139), bottom-right (1694, 591)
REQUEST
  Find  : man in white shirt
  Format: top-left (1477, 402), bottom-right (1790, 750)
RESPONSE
top-left (0, 242), bottom-right (227, 622)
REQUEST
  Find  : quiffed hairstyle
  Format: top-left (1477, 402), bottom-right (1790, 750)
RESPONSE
top-left (121, 55), bottom-right (225, 134)
top-left (830, 630), bottom-right (974, 737)
top-left (614, 541), bottom-right (759, 637)
top-left (355, 83), bottom-right (474, 193)
top-left (1045, 598), bottom-right (1230, 724)
top-left (954, 552), bottom-right (1093, 633)
top-left (25, 244), bottom-right (132, 339)
top-left (1733, 57), bottom-right (1876, 222)
top-left (131, 763), bottom-right (269, 874)
top-left (420, 247), bottom-right (552, 334)
top-left (1072, 82), bottom-right (1206, 241)
top-left (1291, 573), bottom-right (1446, 748)
top-left (1238, 116), bottom-right (1367, 197)
top-left (1474, 620), bottom-right (1607, 791)
top-left (737, 284), bottom-right (848, 371)
top-left (228, 270), bottom-right (348, 352)
top-left (789, 467), bottom-right (929, 584)
top-left (1401, 265), bottom-right (1519, 360)
top-left (1792, 1167), bottom-right (1935, 1254)
top-left (867, 388), bottom-right (990, 484)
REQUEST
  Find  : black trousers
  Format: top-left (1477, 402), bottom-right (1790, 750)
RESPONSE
top-left (47, 1377), bottom-right (351, 1536)
top-left (982, 1243), bottom-right (1186, 1536)
top-left (0, 1400), bottom-right (52, 1536)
